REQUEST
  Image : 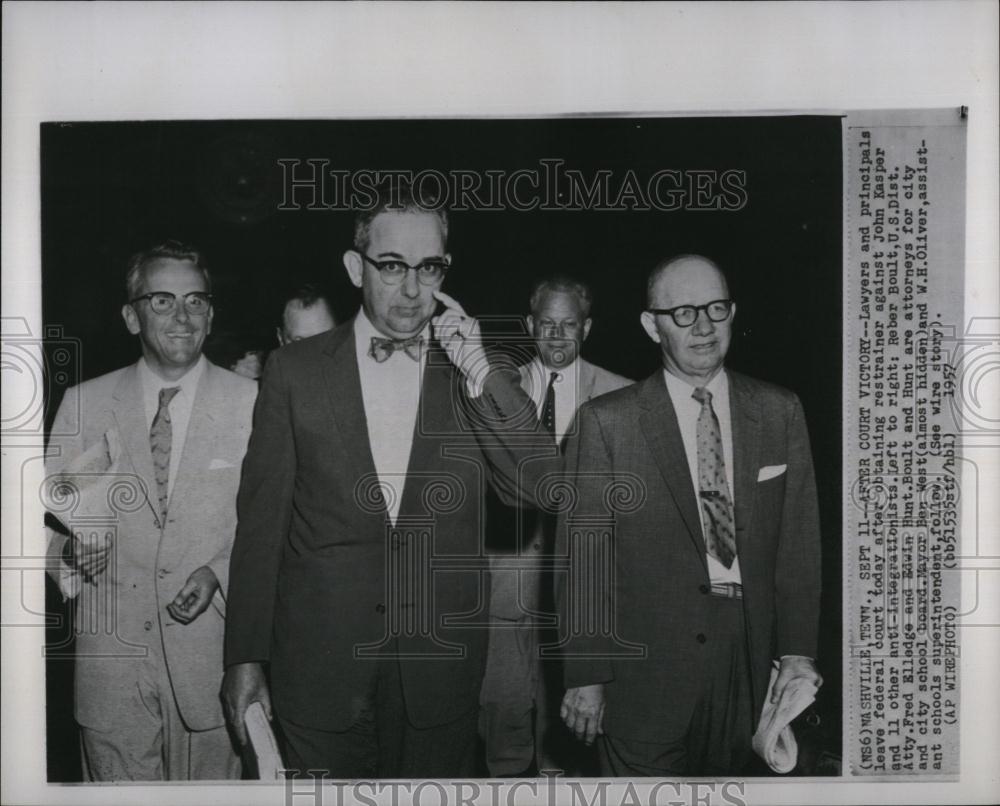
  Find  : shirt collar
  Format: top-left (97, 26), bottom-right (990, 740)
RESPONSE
top-left (354, 307), bottom-right (431, 347)
top-left (138, 354), bottom-right (206, 398)
top-left (662, 366), bottom-right (728, 410)
top-left (532, 355), bottom-right (580, 383)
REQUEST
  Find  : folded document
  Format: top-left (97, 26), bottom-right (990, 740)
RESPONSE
top-left (245, 701), bottom-right (284, 780)
top-left (752, 663), bottom-right (819, 774)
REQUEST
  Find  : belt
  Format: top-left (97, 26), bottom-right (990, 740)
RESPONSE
top-left (710, 582), bottom-right (743, 599)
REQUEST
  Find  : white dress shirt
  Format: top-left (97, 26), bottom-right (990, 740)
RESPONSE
top-left (526, 356), bottom-right (581, 445)
top-left (138, 355), bottom-right (206, 502)
top-left (354, 310), bottom-right (429, 525)
top-left (662, 368), bottom-right (742, 585)
top-left (55, 355), bottom-right (206, 598)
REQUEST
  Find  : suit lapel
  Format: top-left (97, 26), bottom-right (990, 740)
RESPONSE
top-left (637, 372), bottom-right (708, 567)
top-left (728, 371), bottom-right (762, 546)
top-left (110, 363), bottom-right (161, 526)
top-left (518, 364), bottom-right (532, 397)
top-left (398, 343), bottom-right (453, 518)
top-left (168, 361), bottom-right (218, 514)
top-left (321, 322), bottom-right (386, 517)
top-left (578, 359), bottom-right (598, 403)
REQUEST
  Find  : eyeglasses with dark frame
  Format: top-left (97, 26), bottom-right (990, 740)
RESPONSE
top-left (647, 299), bottom-right (734, 328)
top-left (358, 253), bottom-right (450, 286)
top-left (129, 291), bottom-right (213, 316)
top-left (536, 319), bottom-right (585, 338)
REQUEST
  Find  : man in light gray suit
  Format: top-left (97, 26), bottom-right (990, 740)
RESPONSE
top-left (45, 241), bottom-right (257, 780)
top-left (481, 275), bottom-right (631, 776)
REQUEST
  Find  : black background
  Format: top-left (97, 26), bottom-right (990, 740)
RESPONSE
top-left (42, 116), bottom-right (842, 778)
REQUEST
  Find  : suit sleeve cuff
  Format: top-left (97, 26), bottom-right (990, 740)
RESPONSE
top-left (56, 562), bottom-right (82, 600)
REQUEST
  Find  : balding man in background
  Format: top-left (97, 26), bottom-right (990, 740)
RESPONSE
top-left (558, 255), bottom-right (822, 776)
top-left (276, 283), bottom-right (337, 346)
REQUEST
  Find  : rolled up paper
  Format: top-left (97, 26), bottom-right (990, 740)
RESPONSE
top-left (245, 701), bottom-right (284, 780)
top-left (752, 662), bottom-right (819, 773)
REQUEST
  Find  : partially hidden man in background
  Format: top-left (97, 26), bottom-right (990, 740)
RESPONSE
top-left (275, 282), bottom-right (337, 346)
top-left (558, 254), bottom-right (823, 776)
top-left (222, 184), bottom-right (544, 778)
top-left (481, 275), bottom-right (631, 776)
top-left (45, 241), bottom-right (258, 780)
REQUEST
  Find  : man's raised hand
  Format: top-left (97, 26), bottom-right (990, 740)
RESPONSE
top-left (432, 289), bottom-right (488, 379)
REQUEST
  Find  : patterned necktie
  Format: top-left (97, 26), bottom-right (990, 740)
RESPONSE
top-left (150, 386), bottom-right (181, 524)
top-left (540, 371), bottom-right (558, 435)
top-left (692, 386), bottom-right (737, 568)
top-left (369, 335), bottom-right (425, 363)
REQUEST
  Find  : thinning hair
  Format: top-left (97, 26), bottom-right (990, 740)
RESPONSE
top-left (352, 179), bottom-right (449, 253)
top-left (283, 282), bottom-right (333, 312)
top-left (528, 274), bottom-right (594, 318)
top-left (645, 253), bottom-right (729, 307)
top-left (125, 239), bottom-right (212, 300)
top-left (281, 282), bottom-right (334, 324)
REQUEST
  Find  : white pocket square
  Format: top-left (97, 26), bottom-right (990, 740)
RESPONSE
top-left (757, 464), bottom-right (787, 482)
top-left (208, 458), bottom-right (236, 470)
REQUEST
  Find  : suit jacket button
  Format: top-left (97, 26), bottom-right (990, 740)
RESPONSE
top-left (696, 633), bottom-right (707, 644)
top-left (158, 569), bottom-right (167, 579)
top-left (144, 621), bottom-right (153, 631)
top-left (699, 584), bottom-right (709, 595)
top-left (375, 603), bottom-right (386, 614)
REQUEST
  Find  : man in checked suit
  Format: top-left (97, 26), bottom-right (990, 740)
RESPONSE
top-left (222, 183), bottom-right (543, 778)
top-left (481, 275), bottom-right (631, 776)
top-left (558, 254), bottom-right (823, 775)
top-left (44, 241), bottom-right (257, 780)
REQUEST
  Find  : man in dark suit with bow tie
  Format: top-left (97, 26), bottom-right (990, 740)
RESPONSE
top-left (557, 254), bottom-right (823, 776)
top-left (222, 184), bottom-right (542, 778)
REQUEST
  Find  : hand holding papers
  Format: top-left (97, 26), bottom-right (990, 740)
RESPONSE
top-left (753, 662), bottom-right (821, 773)
top-left (244, 701), bottom-right (284, 780)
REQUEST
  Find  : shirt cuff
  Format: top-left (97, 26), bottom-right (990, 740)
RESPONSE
top-left (57, 562), bottom-right (82, 600)
top-left (465, 373), bottom-right (484, 399)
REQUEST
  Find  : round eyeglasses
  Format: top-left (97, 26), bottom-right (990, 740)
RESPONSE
top-left (647, 299), bottom-right (733, 328)
top-left (130, 291), bottom-right (213, 316)
top-left (359, 253), bottom-right (449, 286)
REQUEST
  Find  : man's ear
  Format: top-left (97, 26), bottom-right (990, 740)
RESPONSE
top-left (525, 314), bottom-right (535, 337)
top-left (582, 317), bottom-right (593, 342)
top-left (275, 326), bottom-right (286, 347)
top-left (122, 303), bottom-right (141, 335)
top-left (343, 250), bottom-right (363, 289)
top-left (639, 311), bottom-right (661, 343)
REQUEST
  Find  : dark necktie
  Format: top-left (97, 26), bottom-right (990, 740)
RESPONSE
top-left (540, 371), bottom-right (558, 435)
top-left (150, 386), bottom-right (181, 524)
top-left (692, 386), bottom-right (737, 568)
top-left (369, 334), bottom-right (425, 363)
